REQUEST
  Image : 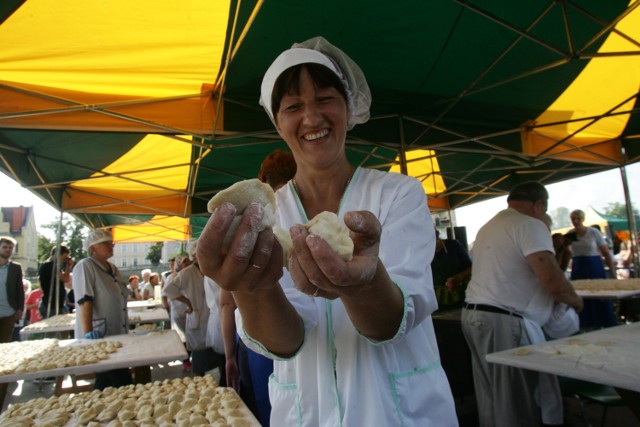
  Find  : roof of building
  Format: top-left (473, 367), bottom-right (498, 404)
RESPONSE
top-left (1, 206), bottom-right (33, 234)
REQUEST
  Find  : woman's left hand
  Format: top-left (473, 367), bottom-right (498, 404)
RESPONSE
top-left (289, 211), bottom-right (381, 299)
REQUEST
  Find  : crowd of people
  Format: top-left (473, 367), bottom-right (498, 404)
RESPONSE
top-left (1, 35), bottom-right (638, 426)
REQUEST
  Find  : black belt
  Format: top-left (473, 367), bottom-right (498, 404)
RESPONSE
top-left (464, 303), bottom-right (522, 319)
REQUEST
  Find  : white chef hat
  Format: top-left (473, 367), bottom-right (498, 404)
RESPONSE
top-left (83, 229), bottom-right (114, 251)
top-left (259, 36), bottom-right (371, 130)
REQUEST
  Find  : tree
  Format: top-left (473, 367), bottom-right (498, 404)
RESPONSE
top-left (146, 242), bottom-right (163, 266)
top-left (42, 218), bottom-right (89, 261)
top-left (603, 202), bottom-right (639, 219)
top-left (548, 207), bottom-right (571, 229)
top-left (38, 233), bottom-right (55, 263)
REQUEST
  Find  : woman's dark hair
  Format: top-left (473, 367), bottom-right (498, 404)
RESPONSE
top-left (271, 63), bottom-right (348, 123)
top-left (258, 150), bottom-right (297, 189)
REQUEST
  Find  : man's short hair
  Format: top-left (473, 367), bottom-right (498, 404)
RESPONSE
top-left (0, 236), bottom-right (17, 246)
top-left (507, 181), bottom-right (548, 204)
top-left (50, 245), bottom-right (71, 257)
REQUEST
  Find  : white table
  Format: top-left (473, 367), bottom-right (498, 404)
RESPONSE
top-left (486, 322), bottom-right (640, 392)
top-left (127, 299), bottom-right (163, 309)
top-left (20, 308), bottom-right (169, 336)
top-left (0, 330), bottom-right (187, 383)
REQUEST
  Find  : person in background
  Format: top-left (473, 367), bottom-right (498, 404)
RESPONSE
top-left (542, 214), bottom-right (572, 272)
top-left (164, 241), bottom-right (217, 376)
top-left (616, 240), bottom-right (633, 279)
top-left (139, 268), bottom-right (151, 293)
top-left (462, 182), bottom-right (583, 427)
top-left (13, 279), bottom-right (34, 341)
top-left (161, 254), bottom-right (192, 371)
top-left (203, 275), bottom-right (227, 386)
top-left (127, 275), bottom-right (142, 301)
top-left (39, 245), bottom-right (74, 319)
top-left (0, 236), bottom-right (25, 411)
top-left (162, 256), bottom-right (191, 333)
top-left (197, 37), bottom-right (457, 426)
top-left (143, 272), bottom-right (158, 300)
top-left (431, 229), bottom-right (472, 311)
top-left (161, 257), bottom-right (175, 287)
top-left (219, 149), bottom-right (296, 425)
top-left (24, 280), bottom-right (43, 326)
top-left (64, 273), bottom-right (75, 313)
top-left (73, 229), bottom-right (131, 390)
top-left (565, 209), bottom-right (618, 328)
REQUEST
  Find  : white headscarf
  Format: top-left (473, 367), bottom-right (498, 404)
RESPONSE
top-left (259, 36), bottom-right (371, 130)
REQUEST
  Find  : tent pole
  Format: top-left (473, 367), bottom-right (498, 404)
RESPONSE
top-left (398, 116), bottom-right (408, 175)
top-left (52, 210), bottom-right (64, 317)
top-left (619, 163), bottom-right (639, 278)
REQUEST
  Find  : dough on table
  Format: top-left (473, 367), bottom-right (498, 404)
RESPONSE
top-left (207, 179), bottom-right (276, 251)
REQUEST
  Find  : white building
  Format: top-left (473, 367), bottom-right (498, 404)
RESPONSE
top-left (0, 206), bottom-right (38, 276)
top-left (112, 241), bottom-right (152, 269)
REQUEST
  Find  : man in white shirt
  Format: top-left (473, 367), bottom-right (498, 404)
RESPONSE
top-left (462, 182), bottom-right (583, 427)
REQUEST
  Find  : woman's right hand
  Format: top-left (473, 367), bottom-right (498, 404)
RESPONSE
top-left (197, 202), bottom-right (283, 293)
top-left (225, 358), bottom-right (240, 392)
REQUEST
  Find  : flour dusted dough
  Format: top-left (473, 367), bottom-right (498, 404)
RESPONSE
top-left (278, 211), bottom-right (354, 268)
top-left (207, 180), bottom-right (354, 267)
top-left (306, 211), bottom-right (354, 261)
top-left (207, 179), bottom-right (277, 251)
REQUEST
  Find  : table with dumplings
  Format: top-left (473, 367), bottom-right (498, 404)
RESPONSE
top-left (1, 329), bottom-right (186, 380)
top-left (486, 322), bottom-right (640, 421)
top-left (571, 278), bottom-right (640, 299)
top-left (19, 307), bottom-right (170, 337)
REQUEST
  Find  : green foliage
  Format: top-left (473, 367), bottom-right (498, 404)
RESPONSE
top-left (602, 202), bottom-right (639, 219)
top-left (146, 242), bottom-right (163, 266)
top-left (38, 233), bottom-right (55, 263)
top-left (548, 207), bottom-right (571, 229)
top-left (42, 218), bottom-right (89, 261)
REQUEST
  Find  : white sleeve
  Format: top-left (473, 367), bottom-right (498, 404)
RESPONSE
top-left (72, 260), bottom-right (95, 302)
top-left (162, 273), bottom-right (182, 300)
top-left (519, 219), bottom-right (554, 257)
top-left (376, 176), bottom-right (437, 338)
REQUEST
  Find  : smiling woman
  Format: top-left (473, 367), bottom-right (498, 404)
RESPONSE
top-left (196, 36), bottom-right (458, 427)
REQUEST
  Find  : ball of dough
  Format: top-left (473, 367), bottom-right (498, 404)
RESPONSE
top-left (305, 211), bottom-right (353, 261)
top-left (277, 211), bottom-right (354, 269)
top-left (207, 179), bottom-right (276, 251)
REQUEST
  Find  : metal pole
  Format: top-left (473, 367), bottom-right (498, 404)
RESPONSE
top-left (53, 211), bottom-right (64, 316)
top-left (620, 164), bottom-right (639, 278)
top-left (398, 115), bottom-right (408, 176)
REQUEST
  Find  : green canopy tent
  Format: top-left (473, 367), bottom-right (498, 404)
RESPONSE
top-left (0, 0), bottom-right (638, 245)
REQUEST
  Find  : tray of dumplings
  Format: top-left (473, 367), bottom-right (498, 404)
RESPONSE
top-left (0, 330), bottom-right (187, 383)
top-left (571, 278), bottom-right (640, 298)
top-left (0, 374), bottom-right (261, 426)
